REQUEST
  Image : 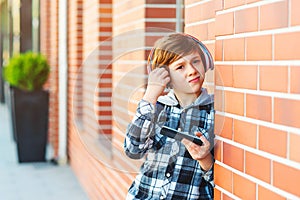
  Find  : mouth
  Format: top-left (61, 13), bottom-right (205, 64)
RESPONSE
top-left (188, 76), bottom-right (200, 83)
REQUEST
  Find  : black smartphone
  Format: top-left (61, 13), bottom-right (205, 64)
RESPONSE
top-left (160, 126), bottom-right (203, 146)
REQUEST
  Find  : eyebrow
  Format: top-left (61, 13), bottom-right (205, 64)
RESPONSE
top-left (191, 54), bottom-right (202, 60)
top-left (176, 55), bottom-right (201, 65)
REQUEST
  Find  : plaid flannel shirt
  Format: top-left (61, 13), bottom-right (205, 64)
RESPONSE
top-left (124, 88), bottom-right (215, 200)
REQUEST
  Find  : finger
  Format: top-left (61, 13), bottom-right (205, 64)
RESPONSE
top-left (199, 135), bottom-right (210, 147)
top-left (182, 139), bottom-right (195, 150)
top-left (153, 67), bottom-right (168, 74)
top-left (195, 132), bottom-right (202, 137)
top-left (181, 138), bottom-right (189, 146)
top-left (159, 68), bottom-right (170, 78)
top-left (152, 68), bottom-right (170, 81)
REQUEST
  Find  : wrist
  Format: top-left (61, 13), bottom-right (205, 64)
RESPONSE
top-left (143, 90), bottom-right (160, 105)
top-left (198, 153), bottom-right (213, 172)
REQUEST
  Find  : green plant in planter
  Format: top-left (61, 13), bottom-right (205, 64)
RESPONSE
top-left (2, 51), bottom-right (51, 162)
top-left (3, 51), bottom-right (50, 91)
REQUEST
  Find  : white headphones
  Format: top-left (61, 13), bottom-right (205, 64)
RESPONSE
top-left (147, 33), bottom-right (214, 74)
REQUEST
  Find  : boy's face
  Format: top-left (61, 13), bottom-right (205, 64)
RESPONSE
top-left (168, 51), bottom-right (205, 97)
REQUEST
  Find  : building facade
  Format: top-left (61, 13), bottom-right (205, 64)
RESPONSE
top-left (1, 0), bottom-right (300, 199)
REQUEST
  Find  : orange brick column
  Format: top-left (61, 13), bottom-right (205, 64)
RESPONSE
top-left (40, 0), bottom-right (59, 159)
top-left (212, 1), bottom-right (300, 199)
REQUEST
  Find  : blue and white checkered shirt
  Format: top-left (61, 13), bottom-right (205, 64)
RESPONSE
top-left (124, 88), bottom-right (215, 200)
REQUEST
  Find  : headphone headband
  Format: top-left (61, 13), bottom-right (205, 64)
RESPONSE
top-left (147, 33), bottom-right (214, 73)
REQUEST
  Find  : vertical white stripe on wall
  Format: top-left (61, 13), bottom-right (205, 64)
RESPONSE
top-left (58, 0), bottom-right (68, 165)
top-left (176, 0), bottom-right (183, 32)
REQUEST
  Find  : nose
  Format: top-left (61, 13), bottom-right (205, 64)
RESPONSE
top-left (186, 63), bottom-right (197, 76)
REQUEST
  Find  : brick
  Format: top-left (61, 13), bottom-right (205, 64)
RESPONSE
top-left (225, 91), bottom-right (244, 116)
top-left (215, 65), bottom-right (233, 87)
top-left (246, 35), bottom-right (272, 61)
top-left (145, 22), bottom-right (176, 30)
top-left (235, 7), bottom-right (258, 33)
top-left (214, 140), bottom-right (222, 162)
top-left (223, 143), bottom-right (244, 172)
top-left (274, 32), bottom-right (300, 60)
top-left (185, 1), bottom-right (215, 23)
top-left (289, 133), bottom-right (300, 163)
top-left (215, 40), bottom-right (223, 62)
top-left (224, 0), bottom-right (245, 9)
top-left (214, 0), bottom-right (224, 12)
top-left (145, 8), bottom-right (176, 18)
top-left (223, 194), bottom-right (234, 200)
top-left (258, 186), bottom-right (286, 200)
top-left (214, 89), bottom-right (225, 112)
top-left (216, 115), bottom-right (233, 139)
top-left (214, 188), bottom-right (222, 200)
top-left (245, 151), bottom-right (271, 183)
top-left (259, 126), bottom-right (287, 158)
top-left (214, 163), bottom-right (233, 192)
top-left (223, 38), bottom-right (245, 61)
top-left (274, 98), bottom-right (300, 128)
top-left (215, 12), bottom-right (234, 36)
top-left (259, 66), bottom-right (288, 93)
top-left (260, 1), bottom-right (288, 30)
top-left (290, 66), bottom-right (300, 94)
top-left (233, 120), bottom-right (257, 148)
top-left (246, 94), bottom-right (272, 122)
top-left (273, 162), bottom-right (300, 197)
top-left (100, 0), bottom-right (112, 3)
top-left (233, 173), bottom-right (256, 200)
top-left (205, 42), bottom-right (215, 60)
top-left (207, 21), bottom-right (215, 40)
top-left (185, 24), bottom-right (209, 41)
top-left (291, 0), bottom-right (300, 26)
top-left (233, 65), bottom-right (257, 89)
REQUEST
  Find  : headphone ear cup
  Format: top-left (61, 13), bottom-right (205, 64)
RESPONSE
top-left (197, 41), bottom-right (214, 72)
top-left (185, 33), bottom-right (214, 72)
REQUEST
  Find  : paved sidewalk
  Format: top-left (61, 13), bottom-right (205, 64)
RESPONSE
top-left (0, 103), bottom-right (89, 200)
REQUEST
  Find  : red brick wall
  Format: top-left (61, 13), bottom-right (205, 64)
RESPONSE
top-left (184, 0), bottom-right (300, 199)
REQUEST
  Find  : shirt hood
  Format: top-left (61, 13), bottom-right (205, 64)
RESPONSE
top-left (157, 88), bottom-right (214, 107)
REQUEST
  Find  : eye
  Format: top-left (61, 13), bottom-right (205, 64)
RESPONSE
top-left (192, 59), bottom-right (201, 65)
top-left (176, 65), bottom-right (184, 70)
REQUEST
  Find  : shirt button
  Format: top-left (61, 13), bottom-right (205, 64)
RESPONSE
top-left (166, 173), bottom-right (171, 178)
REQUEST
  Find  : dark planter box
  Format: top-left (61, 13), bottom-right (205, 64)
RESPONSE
top-left (7, 85), bottom-right (17, 142)
top-left (11, 87), bottom-right (49, 163)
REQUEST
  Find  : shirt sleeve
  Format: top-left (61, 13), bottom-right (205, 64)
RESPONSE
top-left (124, 99), bottom-right (164, 159)
top-left (201, 154), bottom-right (214, 187)
top-left (199, 106), bottom-right (215, 187)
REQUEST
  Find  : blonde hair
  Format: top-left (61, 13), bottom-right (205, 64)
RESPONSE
top-left (148, 33), bottom-right (205, 71)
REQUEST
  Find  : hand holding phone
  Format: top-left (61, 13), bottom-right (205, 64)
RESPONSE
top-left (160, 126), bottom-right (203, 146)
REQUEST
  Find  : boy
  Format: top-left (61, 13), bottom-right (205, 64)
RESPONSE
top-left (124, 33), bottom-right (215, 200)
